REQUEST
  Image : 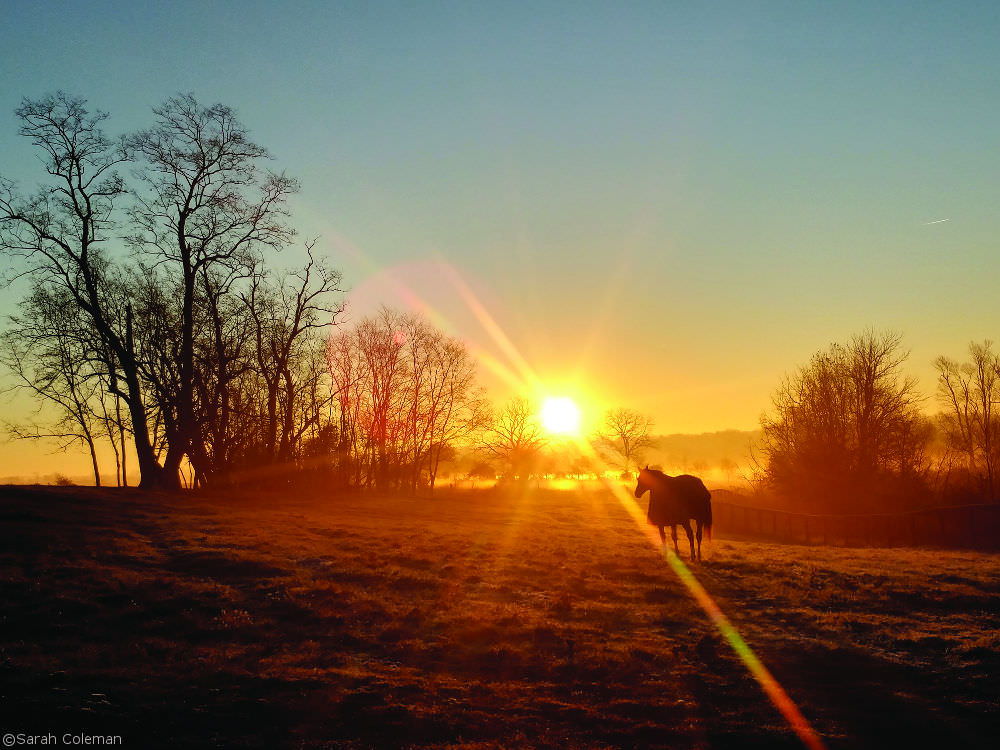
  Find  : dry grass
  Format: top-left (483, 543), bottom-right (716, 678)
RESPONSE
top-left (0, 484), bottom-right (997, 748)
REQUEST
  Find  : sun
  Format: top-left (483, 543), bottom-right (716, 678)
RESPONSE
top-left (540, 396), bottom-right (582, 437)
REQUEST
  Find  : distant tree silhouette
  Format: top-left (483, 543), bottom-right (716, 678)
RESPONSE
top-left (597, 407), bottom-right (654, 476)
top-left (465, 459), bottom-right (498, 482)
top-left (719, 456), bottom-right (737, 484)
top-left (480, 398), bottom-right (546, 479)
top-left (934, 341), bottom-right (1000, 500)
top-left (758, 330), bottom-right (929, 513)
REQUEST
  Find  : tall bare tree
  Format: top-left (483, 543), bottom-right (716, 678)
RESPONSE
top-left (421, 338), bottom-right (489, 488)
top-left (127, 94), bottom-right (298, 487)
top-left (0, 92), bottom-right (357, 489)
top-left (245, 244), bottom-right (342, 468)
top-left (0, 93), bottom-right (166, 487)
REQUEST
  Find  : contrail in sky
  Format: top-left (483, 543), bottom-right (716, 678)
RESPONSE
top-left (923, 218), bottom-right (950, 225)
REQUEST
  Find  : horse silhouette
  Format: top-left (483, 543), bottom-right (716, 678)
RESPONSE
top-left (634, 467), bottom-right (713, 561)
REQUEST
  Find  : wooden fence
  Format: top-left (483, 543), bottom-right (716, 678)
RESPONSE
top-left (711, 500), bottom-right (1000, 551)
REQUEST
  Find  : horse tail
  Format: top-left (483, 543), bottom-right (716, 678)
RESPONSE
top-left (705, 495), bottom-right (713, 541)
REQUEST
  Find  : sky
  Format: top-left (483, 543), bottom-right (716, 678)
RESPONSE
top-left (1, 1), bottom-right (999, 478)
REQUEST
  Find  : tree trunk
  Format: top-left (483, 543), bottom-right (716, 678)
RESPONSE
top-left (119, 427), bottom-right (128, 487)
top-left (86, 432), bottom-right (101, 487)
top-left (110, 432), bottom-right (121, 487)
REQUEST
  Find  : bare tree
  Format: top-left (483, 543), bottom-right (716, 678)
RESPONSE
top-left (191, 263), bottom-right (252, 483)
top-left (597, 407), bottom-right (654, 475)
top-left (934, 341), bottom-right (1000, 500)
top-left (1, 283), bottom-right (106, 485)
top-left (327, 324), bottom-right (364, 485)
top-left (759, 330), bottom-right (928, 512)
top-left (0, 92), bottom-right (357, 490)
top-left (244, 244), bottom-right (342, 470)
top-left (0, 93), bottom-right (167, 487)
top-left (355, 309), bottom-right (407, 487)
top-left (327, 308), bottom-right (485, 490)
top-left (424, 345), bottom-right (489, 488)
top-left (480, 398), bottom-right (546, 479)
top-left (127, 93), bottom-right (298, 487)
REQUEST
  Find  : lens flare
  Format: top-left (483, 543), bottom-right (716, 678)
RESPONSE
top-left (594, 471), bottom-right (827, 750)
top-left (317, 239), bottom-right (825, 749)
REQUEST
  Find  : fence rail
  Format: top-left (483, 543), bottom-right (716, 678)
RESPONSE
top-left (712, 500), bottom-right (1000, 551)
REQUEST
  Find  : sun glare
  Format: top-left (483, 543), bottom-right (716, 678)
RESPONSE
top-left (540, 396), bottom-right (582, 436)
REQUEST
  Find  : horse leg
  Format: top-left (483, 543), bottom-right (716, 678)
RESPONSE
top-left (670, 525), bottom-right (679, 555)
top-left (695, 520), bottom-right (704, 561)
top-left (657, 525), bottom-right (666, 546)
top-left (681, 520), bottom-right (695, 561)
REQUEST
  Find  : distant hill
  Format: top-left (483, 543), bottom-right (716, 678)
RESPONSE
top-left (650, 429), bottom-right (759, 465)
top-left (645, 429), bottom-right (760, 487)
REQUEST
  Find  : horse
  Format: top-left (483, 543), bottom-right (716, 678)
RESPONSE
top-left (634, 467), bottom-right (713, 561)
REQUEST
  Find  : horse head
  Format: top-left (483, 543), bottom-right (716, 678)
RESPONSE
top-left (634, 465), bottom-right (653, 498)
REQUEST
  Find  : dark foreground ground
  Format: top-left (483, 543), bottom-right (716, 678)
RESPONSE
top-left (0, 484), bottom-right (997, 749)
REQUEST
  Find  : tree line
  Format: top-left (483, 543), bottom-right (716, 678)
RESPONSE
top-left (0, 93), bottom-right (342, 489)
top-left (2, 94), bottom-right (997, 508)
top-left (327, 307), bottom-right (488, 491)
top-left (0, 92), bottom-right (567, 492)
top-left (756, 330), bottom-right (1000, 512)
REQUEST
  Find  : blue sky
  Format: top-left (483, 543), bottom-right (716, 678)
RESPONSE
top-left (1, 1), bottom-right (998, 471)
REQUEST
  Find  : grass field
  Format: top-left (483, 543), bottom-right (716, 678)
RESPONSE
top-left (1, 484), bottom-right (997, 748)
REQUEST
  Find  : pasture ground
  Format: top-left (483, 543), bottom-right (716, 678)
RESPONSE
top-left (0, 484), bottom-right (997, 748)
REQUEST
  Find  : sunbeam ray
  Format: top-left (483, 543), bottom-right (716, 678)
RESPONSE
top-left (324, 221), bottom-right (823, 749)
top-left (572, 436), bottom-right (827, 750)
